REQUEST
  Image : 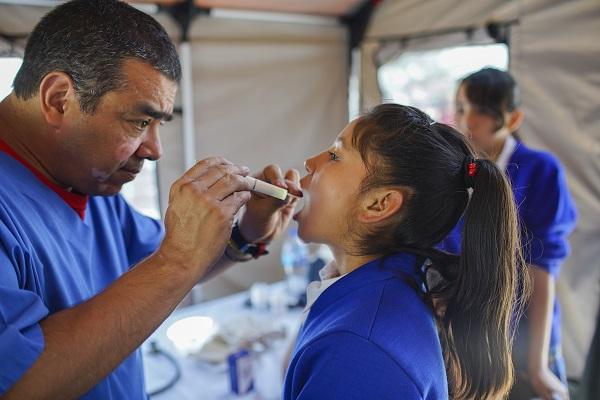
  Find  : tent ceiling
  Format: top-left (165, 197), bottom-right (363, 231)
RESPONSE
top-left (135, 0), bottom-right (366, 16)
top-left (0, 0), bottom-right (368, 39)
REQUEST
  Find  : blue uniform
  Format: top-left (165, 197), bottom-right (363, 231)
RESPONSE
top-left (283, 253), bottom-right (447, 400)
top-left (0, 152), bottom-right (163, 398)
top-left (438, 141), bottom-right (577, 380)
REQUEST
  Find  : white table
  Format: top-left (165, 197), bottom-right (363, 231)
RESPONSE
top-left (143, 284), bottom-right (303, 400)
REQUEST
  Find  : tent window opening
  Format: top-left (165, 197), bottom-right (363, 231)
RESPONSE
top-left (0, 57), bottom-right (22, 99)
top-left (378, 44), bottom-right (509, 125)
top-left (0, 57), bottom-right (161, 220)
top-left (120, 162), bottom-right (161, 219)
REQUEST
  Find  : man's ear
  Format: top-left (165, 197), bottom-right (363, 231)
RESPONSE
top-left (357, 188), bottom-right (404, 224)
top-left (39, 71), bottom-right (77, 128)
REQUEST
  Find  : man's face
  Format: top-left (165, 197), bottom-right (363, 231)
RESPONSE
top-left (57, 59), bottom-right (177, 196)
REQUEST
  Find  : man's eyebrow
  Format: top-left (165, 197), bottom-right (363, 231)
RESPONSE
top-left (134, 104), bottom-right (173, 122)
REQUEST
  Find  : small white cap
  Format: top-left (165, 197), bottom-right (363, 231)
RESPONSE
top-left (245, 176), bottom-right (288, 200)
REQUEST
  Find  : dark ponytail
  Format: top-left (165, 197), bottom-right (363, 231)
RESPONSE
top-left (351, 104), bottom-right (529, 399)
top-left (439, 158), bottom-right (528, 399)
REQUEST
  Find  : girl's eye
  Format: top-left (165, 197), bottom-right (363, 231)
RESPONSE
top-left (328, 151), bottom-right (340, 161)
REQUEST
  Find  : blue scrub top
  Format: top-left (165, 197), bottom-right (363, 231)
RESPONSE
top-left (283, 253), bottom-right (447, 400)
top-left (0, 153), bottom-right (163, 398)
top-left (438, 141), bottom-right (577, 356)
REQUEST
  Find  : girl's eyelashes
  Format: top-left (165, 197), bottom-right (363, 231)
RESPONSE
top-left (328, 151), bottom-right (340, 161)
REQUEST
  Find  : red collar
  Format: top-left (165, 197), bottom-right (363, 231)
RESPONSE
top-left (0, 137), bottom-right (88, 219)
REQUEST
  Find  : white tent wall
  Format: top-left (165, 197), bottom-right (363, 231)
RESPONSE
top-left (157, 15), bottom-right (349, 301)
top-left (360, 0), bottom-right (600, 379)
top-left (511, 0), bottom-right (600, 381)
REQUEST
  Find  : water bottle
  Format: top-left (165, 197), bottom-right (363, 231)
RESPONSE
top-left (280, 227), bottom-right (309, 301)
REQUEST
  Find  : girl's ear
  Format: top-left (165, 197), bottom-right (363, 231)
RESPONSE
top-left (357, 188), bottom-right (404, 224)
top-left (506, 109), bottom-right (524, 133)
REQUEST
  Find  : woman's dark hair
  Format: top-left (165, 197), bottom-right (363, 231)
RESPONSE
top-left (351, 103), bottom-right (528, 399)
top-left (460, 68), bottom-right (521, 135)
top-left (13, 0), bottom-right (181, 114)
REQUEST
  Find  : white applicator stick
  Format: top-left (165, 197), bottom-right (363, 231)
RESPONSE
top-left (245, 176), bottom-right (288, 201)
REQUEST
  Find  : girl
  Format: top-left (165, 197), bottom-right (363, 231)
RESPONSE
top-left (443, 68), bottom-right (577, 400)
top-left (283, 103), bottom-right (528, 400)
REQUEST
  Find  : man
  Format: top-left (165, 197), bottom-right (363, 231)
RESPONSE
top-left (0, 1), bottom-right (300, 398)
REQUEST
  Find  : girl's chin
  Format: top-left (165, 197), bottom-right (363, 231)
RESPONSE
top-left (293, 212), bottom-right (306, 227)
top-left (296, 223), bottom-right (314, 244)
top-left (292, 203), bottom-right (308, 221)
top-left (293, 214), bottom-right (308, 235)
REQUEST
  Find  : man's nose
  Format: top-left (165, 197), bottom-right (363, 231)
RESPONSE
top-left (137, 126), bottom-right (162, 161)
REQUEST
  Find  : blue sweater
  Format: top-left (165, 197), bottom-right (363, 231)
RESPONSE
top-left (283, 253), bottom-right (447, 400)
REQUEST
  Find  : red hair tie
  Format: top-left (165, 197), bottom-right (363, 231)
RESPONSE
top-left (464, 157), bottom-right (478, 190)
top-left (468, 160), bottom-right (477, 177)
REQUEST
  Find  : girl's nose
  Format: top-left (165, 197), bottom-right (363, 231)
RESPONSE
top-left (304, 158), bottom-right (314, 174)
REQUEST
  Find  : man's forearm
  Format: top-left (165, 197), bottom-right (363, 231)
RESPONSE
top-left (200, 222), bottom-right (261, 282)
top-left (201, 250), bottom-right (238, 282)
top-left (4, 251), bottom-right (198, 400)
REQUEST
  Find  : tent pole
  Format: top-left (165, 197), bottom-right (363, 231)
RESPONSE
top-left (164, 1), bottom-right (209, 303)
top-left (163, 0), bottom-right (209, 170)
top-left (180, 41), bottom-right (195, 170)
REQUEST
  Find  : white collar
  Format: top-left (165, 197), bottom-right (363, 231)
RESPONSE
top-left (496, 135), bottom-right (517, 171)
top-left (304, 261), bottom-right (343, 313)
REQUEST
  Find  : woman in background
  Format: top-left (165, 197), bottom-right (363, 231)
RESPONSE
top-left (441, 68), bottom-right (577, 400)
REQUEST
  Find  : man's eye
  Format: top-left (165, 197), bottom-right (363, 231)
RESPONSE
top-left (328, 151), bottom-right (340, 161)
top-left (134, 120), bottom-right (151, 129)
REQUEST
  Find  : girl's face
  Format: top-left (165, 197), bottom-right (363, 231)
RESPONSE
top-left (454, 84), bottom-right (505, 155)
top-left (294, 121), bottom-right (367, 247)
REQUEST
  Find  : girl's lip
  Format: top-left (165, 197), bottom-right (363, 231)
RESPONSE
top-left (292, 190), bottom-right (308, 220)
top-left (292, 203), bottom-right (303, 220)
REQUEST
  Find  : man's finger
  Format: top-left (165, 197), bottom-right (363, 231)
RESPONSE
top-left (207, 172), bottom-right (254, 201)
top-left (199, 164), bottom-right (250, 190)
top-left (261, 164), bottom-right (286, 188)
top-left (284, 168), bottom-right (302, 197)
top-left (180, 157), bottom-right (233, 183)
top-left (221, 191), bottom-right (252, 217)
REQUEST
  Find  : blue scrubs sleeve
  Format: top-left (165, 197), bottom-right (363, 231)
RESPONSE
top-left (0, 243), bottom-right (47, 393)
top-left (286, 332), bottom-right (424, 400)
top-left (519, 156), bottom-right (577, 276)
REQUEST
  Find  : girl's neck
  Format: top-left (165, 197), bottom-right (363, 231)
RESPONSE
top-left (487, 128), bottom-right (513, 162)
top-left (329, 246), bottom-right (379, 276)
top-left (489, 145), bottom-right (503, 162)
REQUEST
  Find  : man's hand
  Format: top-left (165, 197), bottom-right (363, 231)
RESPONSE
top-left (238, 164), bottom-right (302, 243)
top-left (159, 157), bottom-right (253, 279)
